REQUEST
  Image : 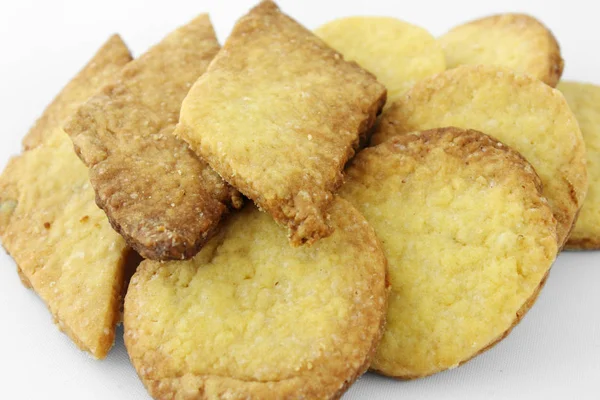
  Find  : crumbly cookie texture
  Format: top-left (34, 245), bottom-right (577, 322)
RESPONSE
top-left (22, 35), bottom-right (132, 150)
top-left (341, 127), bottom-right (558, 378)
top-left (174, 1), bottom-right (386, 246)
top-left (65, 15), bottom-right (242, 261)
top-left (316, 16), bottom-right (445, 103)
top-left (0, 35), bottom-right (133, 359)
top-left (558, 81), bottom-right (600, 249)
top-left (439, 13), bottom-right (564, 87)
top-left (374, 65), bottom-right (587, 247)
top-left (124, 198), bottom-right (388, 399)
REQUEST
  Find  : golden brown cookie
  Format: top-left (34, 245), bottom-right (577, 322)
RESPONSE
top-left (341, 127), bottom-right (558, 378)
top-left (439, 13), bottom-right (563, 87)
top-left (315, 16), bottom-right (445, 103)
top-left (124, 198), bottom-right (388, 399)
top-left (0, 36), bottom-right (133, 359)
top-left (373, 65), bottom-right (587, 247)
top-left (65, 15), bottom-right (243, 261)
top-left (558, 81), bottom-right (600, 249)
top-left (174, 1), bottom-right (386, 246)
top-left (22, 35), bottom-right (132, 150)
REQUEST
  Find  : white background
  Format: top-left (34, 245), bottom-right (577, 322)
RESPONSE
top-left (0, 0), bottom-right (599, 399)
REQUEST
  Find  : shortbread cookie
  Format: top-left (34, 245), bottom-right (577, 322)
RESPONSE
top-left (558, 81), bottom-right (600, 249)
top-left (316, 16), bottom-right (445, 103)
top-left (341, 127), bottom-right (558, 378)
top-left (124, 199), bottom-right (388, 399)
top-left (439, 13), bottom-right (563, 87)
top-left (65, 15), bottom-right (242, 261)
top-left (0, 35), bottom-right (133, 358)
top-left (374, 65), bottom-right (587, 247)
top-left (174, 1), bottom-right (386, 246)
top-left (23, 35), bottom-right (132, 149)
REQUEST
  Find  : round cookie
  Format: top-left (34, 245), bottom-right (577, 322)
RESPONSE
top-left (373, 65), bottom-right (587, 248)
top-left (315, 17), bottom-right (445, 103)
top-left (341, 127), bottom-right (558, 378)
top-left (124, 199), bottom-right (388, 399)
top-left (558, 81), bottom-right (600, 249)
top-left (439, 13), bottom-right (563, 87)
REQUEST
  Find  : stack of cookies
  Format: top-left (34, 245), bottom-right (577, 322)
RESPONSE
top-left (0, 1), bottom-right (597, 399)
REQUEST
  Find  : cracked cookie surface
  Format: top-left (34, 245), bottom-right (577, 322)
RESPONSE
top-left (341, 127), bottom-right (558, 378)
top-left (124, 198), bottom-right (388, 399)
top-left (373, 65), bottom-right (586, 247)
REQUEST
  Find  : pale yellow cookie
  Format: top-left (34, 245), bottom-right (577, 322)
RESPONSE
top-left (439, 13), bottom-right (563, 87)
top-left (124, 199), bottom-right (388, 399)
top-left (341, 127), bottom-right (558, 378)
top-left (558, 81), bottom-right (600, 249)
top-left (0, 36), bottom-right (133, 359)
top-left (374, 65), bottom-right (587, 247)
top-left (315, 16), bottom-right (445, 103)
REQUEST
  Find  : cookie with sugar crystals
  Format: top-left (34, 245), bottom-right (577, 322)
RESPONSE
top-left (439, 13), bottom-right (563, 87)
top-left (373, 65), bottom-right (587, 248)
top-left (124, 198), bottom-right (388, 399)
top-left (341, 127), bottom-right (558, 378)
top-left (174, 1), bottom-right (386, 246)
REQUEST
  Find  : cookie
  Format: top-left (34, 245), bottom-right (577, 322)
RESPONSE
top-left (373, 65), bottom-right (587, 247)
top-left (65, 15), bottom-right (243, 261)
top-left (439, 13), bottom-right (563, 87)
top-left (0, 35), bottom-right (133, 358)
top-left (315, 16), bottom-right (445, 103)
top-left (558, 81), bottom-right (600, 249)
top-left (174, 1), bottom-right (386, 246)
top-left (124, 198), bottom-right (388, 399)
top-left (340, 127), bottom-right (558, 378)
top-left (22, 35), bottom-right (132, 150)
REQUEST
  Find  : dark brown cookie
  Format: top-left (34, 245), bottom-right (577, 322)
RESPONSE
top-left (65, 15), bottom-right (243, 261)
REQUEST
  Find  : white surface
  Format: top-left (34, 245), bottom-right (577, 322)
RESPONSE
top-left (0, 0), bottom-right (598, 399)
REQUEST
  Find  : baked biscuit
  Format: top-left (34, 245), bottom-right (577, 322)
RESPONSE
top-left (558, 81), bottom-right (600, 249)
top-left (340, 127), bottom-right (558, 378)
top-left (439, 13), bottom-right (563, 87)
top-left (174, 1), bottom-right (386, 246)
top-left (0, 35), bottom-right (133, 358)
top-left (65, 15), bottom-right (242, 261)
top-left (23, 35), bottom-right (132, 149)
top-left (373, 65), bottom-right (587, 247)
top-left (124, 198), bottom-right (388, 399)
top-left (315, 16), bottom-right (445, 103)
